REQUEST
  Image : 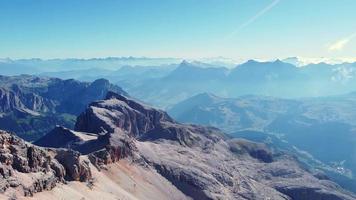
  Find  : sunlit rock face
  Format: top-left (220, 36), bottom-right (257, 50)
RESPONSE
top-left (0, 130), bottom-right (92, 197)
top-left (35, 92), bottom-right (355, 200)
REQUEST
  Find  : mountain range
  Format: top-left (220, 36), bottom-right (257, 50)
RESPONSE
top-left (1, 91), bottom-right (355, 199)
top-left (5, 58), bottom-right (356, 109)
top-left (0, 57), bottom-right (182, 75)
top-left (1, 61), bottom-right (356, 199)
top-left (123, 60), bottom-right (356, 108)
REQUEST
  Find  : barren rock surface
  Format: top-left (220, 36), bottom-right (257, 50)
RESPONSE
top-left (52, 93), bottom-right (356, 199)
top-left (3, 92), bottom-right (355, 199)
top-left (0, 130), bottom-right (92, 198)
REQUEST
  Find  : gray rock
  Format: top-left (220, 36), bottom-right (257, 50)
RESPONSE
top-left (23, 173), bottom-right (58, 197)
top-left (69, 92), bottom-right (356, 200)
top-left (0, 130), bottom-right (93, 197)
top-left (55, 149), bottom-right (92, 182)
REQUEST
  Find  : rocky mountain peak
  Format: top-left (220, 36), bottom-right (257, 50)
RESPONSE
top-left (12, 91), bottom-right (356, 199)
top-left (75, 92), bottom-right (230, 148)
top-left (75, 92), bottom-right (174, 137)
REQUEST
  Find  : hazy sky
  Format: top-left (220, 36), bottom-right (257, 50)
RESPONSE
top-left (1, 0), bottom-right (356, 60)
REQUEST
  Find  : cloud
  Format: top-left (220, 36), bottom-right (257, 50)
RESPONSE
top-left (328, 32), bottom-right (356, 51)
top-left (328, 38), bottom-right (351, 51)
top-left (225, 0), bottom-right (281, 40)
top-left (331, 66), bottom-right (354, 84)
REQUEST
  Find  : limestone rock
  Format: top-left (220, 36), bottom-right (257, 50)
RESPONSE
top-left (33, 92), bottom-right (356, 199)
top-left (55, 149), bottom-right (92, 182)
top-left (0, 130), bottom-right (92, 197)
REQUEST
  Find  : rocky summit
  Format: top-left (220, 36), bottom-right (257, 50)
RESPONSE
top-left (3, 91), bottom-right (348, 200)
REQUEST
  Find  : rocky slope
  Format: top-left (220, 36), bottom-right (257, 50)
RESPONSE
top-left (29, 92), bottom-right (356, 200)
top-left (0, 129), bottom-right (188, 200)
top-left (0, 75), bottom-right (126, 141)
top-left (0, 130), bottom-right (92, 198)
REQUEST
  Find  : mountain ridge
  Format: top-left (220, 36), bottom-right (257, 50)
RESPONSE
top-left (29, 91), bottom-right (356, 200)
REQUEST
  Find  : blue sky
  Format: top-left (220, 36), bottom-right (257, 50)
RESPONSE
top-left (1, 0), bottom-right (356, 60)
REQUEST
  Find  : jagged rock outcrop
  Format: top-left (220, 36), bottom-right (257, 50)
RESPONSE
top-left (75, 91), bottom-right (173, 137)
top-left (87, 131), bottom-right (135, 168)
top-left (54, 149), bottom-right (91, 182)
top-left (37, 92), bottom-right (356, 200)
top-left (0, 130), bottom-right (92, 197)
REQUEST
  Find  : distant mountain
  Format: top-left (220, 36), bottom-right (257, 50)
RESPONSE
top-left (163, 60), bottom-right (228, 81)
top-left (125, 59), bottom-right (356, 108)
top-left (127, 61), bottom-right (230, 108)
top-left (282, 57), bottom-right (302, 66)
top-left (228, 59), bottom-right (299, 81)
top-left (282, 57), bottom-right (356, 67)
top-left (5, 58), bottom-right (356, 108)
top-left (0, 75), bottom-right (126, 141)
top-left (0, 60), bottom-right (41, 75)
top-left (39, 68), bottom-right (114, 81)
top-left (38, 64), bottom-right (178, 90)
top-left (168, 92), bottom-right (356, 192)
top-left (0, 57), bottom-right (182, 75)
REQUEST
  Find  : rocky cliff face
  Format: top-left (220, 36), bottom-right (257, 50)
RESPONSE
top-left (0, 86), bottom-right (55, 114)
top-left (34, 92), bottom-right (356, 200)
top-left (75, 91), bottom-right (173, 137)
top-left (0, 130), bottom-right (92, 197)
